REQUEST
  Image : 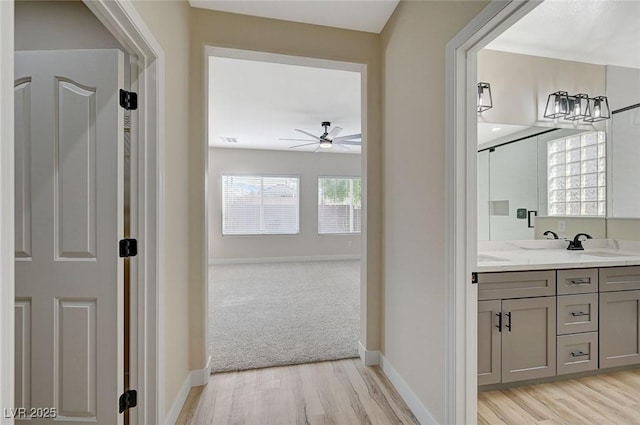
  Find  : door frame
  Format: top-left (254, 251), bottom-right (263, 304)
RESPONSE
top-left (444, 1), bottom-right (542, 423)
top-left (0, 1), bottom-right (165, 424)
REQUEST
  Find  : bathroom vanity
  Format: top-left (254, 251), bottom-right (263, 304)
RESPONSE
top-left (477, 240), bottom-right (640, 388)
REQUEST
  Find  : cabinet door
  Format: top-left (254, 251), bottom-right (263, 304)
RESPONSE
top-left (600, 290), bottom-right (640, 368)
top-left (478, 300), bottom-right (501, 385)
top-left (501, 297), bottom-right (556, 383)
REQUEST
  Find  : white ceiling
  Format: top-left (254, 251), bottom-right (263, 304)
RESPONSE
top-left (486, 0), bottom-right (640, 69)
top-left (209, 55), bottom-right (361, 154)
top-left (189, 0), bottom-right (399, 33)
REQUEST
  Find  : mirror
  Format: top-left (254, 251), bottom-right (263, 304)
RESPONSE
top-left (610, 106), bottom-right (640, 218)
top-left (478, 123), bottom-right (607, 241)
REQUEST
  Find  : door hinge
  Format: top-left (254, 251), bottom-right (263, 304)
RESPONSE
top-left (119, 89), bottom-right (138, 110)
top-left (119, 239), bottom-right (138, 258)
top-left (119, 389), bottom-right (137, 413)
top-left (471, 272), bottom-right (478, 284)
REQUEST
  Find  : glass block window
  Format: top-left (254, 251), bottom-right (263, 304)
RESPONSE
top-left (547, 131), bottom-right (606, 216)
top-left (318, 177), bottom-right (361, 234)
top-left (222, 175), bottom-right (300, 235)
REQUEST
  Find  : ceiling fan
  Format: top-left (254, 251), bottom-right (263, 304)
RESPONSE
top-left (281, 121), bottom-right (361, 151)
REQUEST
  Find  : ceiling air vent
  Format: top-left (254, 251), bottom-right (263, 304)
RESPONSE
top-left (220, 136), bottom-right (238, 144)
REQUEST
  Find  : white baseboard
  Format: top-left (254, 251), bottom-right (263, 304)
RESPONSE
top-left (209, 254), bottom-right (360, 265)
top-left (380, 355), bottom-right (438, 425)
top-left (164, 373), bottom-right (192, 425)
top-left (191, 355), bottom-right (212, 386)
top-left (164, 356), bottom-right (212, 425)
top-left (358, 341), bottom-right (380, 366)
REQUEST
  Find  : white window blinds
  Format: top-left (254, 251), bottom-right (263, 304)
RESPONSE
top-left (318, 177), bottom-right (361, 234)
top-left (222, 175), bottom-right (299, 235)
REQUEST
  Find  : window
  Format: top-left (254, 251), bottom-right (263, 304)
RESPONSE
top-left (318, 177), bottom-right (361, 234)
top-left (547, 131), bottom-right (606, 216)
top-left (222, 175), bottom-right (299, 235)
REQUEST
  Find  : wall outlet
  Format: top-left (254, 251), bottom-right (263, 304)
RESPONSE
top-left (558, 221), bottom-right (566, 232)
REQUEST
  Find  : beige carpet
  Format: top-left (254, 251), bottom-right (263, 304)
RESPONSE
top-left (208, 260), bottom-right (360, 373)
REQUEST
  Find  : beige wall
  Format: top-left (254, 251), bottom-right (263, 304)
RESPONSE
top-left (209, 148), bottom-right (361, 261)
top-left (478, 49), bottom-right (606, 129)
top-left (132, 0), bottom-right (191, 416)
top-left (535, 216), bottom-right (607, 240)
top-left (607, 219), bottom-right (640, 241)
top-left (190, 9), bottom-right (383, 369)
top-left (381, 1), bottom-right (488, 422)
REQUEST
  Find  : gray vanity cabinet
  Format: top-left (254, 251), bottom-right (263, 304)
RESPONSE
top-left (478, 300), bottom-right (501, 385)
top-left (500, 297), bottom-right (556, 383)
top-left (477, 296), bottom-right (557, 384)
top-left (599, 290), bottom-right (640, 368)
top-left (477, 271), bottom-right (557, 385)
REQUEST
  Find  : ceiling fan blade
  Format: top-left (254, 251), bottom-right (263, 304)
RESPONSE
top-left (289, 142), bottom-right (320, 148)
top-left (314, 145), bottom-right (322, 152)
top-left (280, 138), bottom-right (315, 142)
top-left (334, 143), bottom-right (350, 150)
top-left (327, 126), bottom-right (343, 139)
top-left (335, 140), bottom-right (361, 146)
top-left (332, 133), bottom-right (361, 142)
top-left (295, 129), bottom-right (322, 141)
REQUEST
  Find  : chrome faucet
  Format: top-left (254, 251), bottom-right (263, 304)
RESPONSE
top-left (567, 233), bottom-right (592, 250)
top-left (543, 230), bottom-right (559, 239)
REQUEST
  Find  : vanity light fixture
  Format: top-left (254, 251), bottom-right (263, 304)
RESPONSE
top-left (477, 82), bottom-right (493, 112)
top-left (543, 91), bottom-right (611, 122)
top-left (543, 91), bottom-right (570, 119)
top-left (584, 96), bottom-right (611, 122)
top-left (564, 93), bottom-right (590, 121)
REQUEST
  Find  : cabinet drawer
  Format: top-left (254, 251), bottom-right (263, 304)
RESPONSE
top-left (478, 270), bottom-right (556, 301)
top-left (557, 293), bottom-right (598, 335)
top-left (557, 332), bottom-right (598, 375)
top-left (599, 266), bottom-right (640, 292)
top-left (557, 269), bottom-right (598, 295)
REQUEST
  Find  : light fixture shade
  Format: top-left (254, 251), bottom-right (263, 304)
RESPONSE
top-left (584, 96), bottom-right (611, 122)
top-left (477, 82), bottom-right (493, 112)
top-left (564, 93), bottom-right (589, 121)
top-left (544, 91), bottom-right (570, 119)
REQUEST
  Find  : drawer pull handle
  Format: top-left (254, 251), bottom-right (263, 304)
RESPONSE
top-left (571, 351), bottom-right (589, 357)
top-left (496, 312), bottom-right (502, 332)
top-left (505, 312), bottom-right (512, 332)
top-left (571, 311), bottom-right (589, 317)
top-left (569, 278), bottom-right (591, 285)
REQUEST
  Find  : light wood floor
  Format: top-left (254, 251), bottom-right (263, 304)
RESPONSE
top-left (176, 358), bottom-right (419, 425)
top-left (478, 369), bottom-right (640, 424)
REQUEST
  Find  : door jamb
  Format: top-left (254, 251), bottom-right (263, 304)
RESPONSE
top-left (444, 1), bottom-right (542, 423)
top-left (0, 1), bottom-right (16, 422)
top-left (0, 1), bottom-right (166, 423)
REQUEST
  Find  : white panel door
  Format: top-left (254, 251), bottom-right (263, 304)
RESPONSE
top-left (15, 50), bottom-right (124, 425)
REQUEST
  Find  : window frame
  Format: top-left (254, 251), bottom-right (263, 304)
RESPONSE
top-left (317, 175), bottom-right (362, 235)
top-left (221, 173), bottom-right (301, 236)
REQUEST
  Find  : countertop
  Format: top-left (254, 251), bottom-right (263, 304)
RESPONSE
top-left (478, 239), bottom-right (640, 272)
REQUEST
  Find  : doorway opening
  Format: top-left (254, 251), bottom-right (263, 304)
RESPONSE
top-left (446, 0), bottom-right (640, 423)
top-left (205, 48), bottom-right (365, 373)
